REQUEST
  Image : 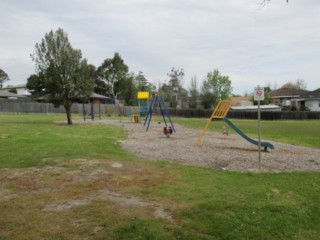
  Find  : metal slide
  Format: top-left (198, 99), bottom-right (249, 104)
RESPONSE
top-left (213, 118), bottom-right (275, 151)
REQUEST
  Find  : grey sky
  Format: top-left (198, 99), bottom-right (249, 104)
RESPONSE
top-left (1, 0), bottom-right (319, 95)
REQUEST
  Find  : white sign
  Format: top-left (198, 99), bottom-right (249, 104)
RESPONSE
top-left (254, 86), bottom-right (265, 101)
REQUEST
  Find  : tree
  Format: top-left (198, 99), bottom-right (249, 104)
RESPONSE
top-left (28, 28), bottom-right (94, 125)
top-left (8, 88), bottom-right (17, 94)
top-left (167, 67), bottom-right (184, 108)
top-left (135, 71), bottom-right (152, 92)
top-left (122, 73), bottom-right (136, 105)
top-left (281, 79), bottom-right (307, 90)
top-left (0, 68), bottom-right (10, 88)
top-left (200, 80), bottom-right (216, 109)
top-left (96, 53), bottom-right (129, 101)
top-left (189, 76), bottom-right (199, 109)
top-left (200, 69), bottom-right (233, 108)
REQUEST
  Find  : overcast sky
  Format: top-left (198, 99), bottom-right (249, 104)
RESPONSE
top-left (1, 0), bottom-right (319, 95)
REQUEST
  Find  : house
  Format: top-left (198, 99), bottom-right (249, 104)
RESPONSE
top-left (230, 97), bottom-right (252, 107)
top-left (270, 87), bottom-right (320, 111)
top-left (0, 90), bottom-right (27, 100)
top-left (231, 104), bottom-right (281, 111)
top-left (269, 88), bottom-right (309, 110)
top-left (89, 93), bottom-right (111, 104)
top-left (295, 88), bottom-right (320, 111)
top-left (2, 84), bottom-right (30, 96)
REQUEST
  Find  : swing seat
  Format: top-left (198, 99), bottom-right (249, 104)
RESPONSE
top-left (163, 127), bottom-right (168, 135)
top-left (163, 126), bottom-right (173, 137)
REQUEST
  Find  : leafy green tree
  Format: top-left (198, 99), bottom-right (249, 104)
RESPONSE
top-left (122, 73), bottom-right (136, 105)
top-left (0, 68), bottom-right (10, 88)
top-left (28, 28), bottom-right (94, 125)
top-left (159, 82), bottom-right (171, 103)
top-left (96, 53), bottom-right (129, 101)
top-left (8, 88), bottom-right (17, 94)
top-left (200, 69), bottom-right (232, 108)
top-left (26, 74), bottom-right (44, 98)
top-left (200, 80), bottom-right (217, 109)
top-left (135, 71), bottom-right (153, 92)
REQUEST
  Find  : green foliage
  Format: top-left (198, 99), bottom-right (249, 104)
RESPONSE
top-left (201, 69), bottom-right (233, 108)
top-left (135, 71), bottom-right (153, 92)
top-left (8, 88), bottom-right (17, 94)
top-left (0, 68), bottom-right (10, 88)
top-left (96, 57), bottom-right (155, 105)
top-left (96, 52), bottom-right (129, 101)
top-left (28, 28), bottom-right (95, 125)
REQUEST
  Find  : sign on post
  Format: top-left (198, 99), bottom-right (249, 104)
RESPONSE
top-left (254, 85), bottom-right (264, 170)
top-left (254, 86), bottom-right (265, 101)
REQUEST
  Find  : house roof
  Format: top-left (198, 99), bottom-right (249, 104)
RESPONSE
top-left (230, 97), bottom-right (251, 106)
top-left (270, 88), bottom-right (309, 98)
top-left (90, 93), bottom-right (110, 99)
top-left (2, 84), bottom-right (27, 89)
top-left (300, 88), bottom-right (320, 99)
top-left (231, 104), bottom-right (281, 111)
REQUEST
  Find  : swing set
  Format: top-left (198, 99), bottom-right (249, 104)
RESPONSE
top-left (143, 93), bottom-right (176, 137)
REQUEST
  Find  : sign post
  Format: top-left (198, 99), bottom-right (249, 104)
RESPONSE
top-left (254, 85), bottom-right (264, 169)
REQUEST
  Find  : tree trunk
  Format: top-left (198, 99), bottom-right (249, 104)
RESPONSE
top-left (64, 104), bottom-right (73, 125)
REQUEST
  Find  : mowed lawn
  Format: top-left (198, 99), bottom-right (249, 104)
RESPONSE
top-left (0, 114), bottom-right (319, 240)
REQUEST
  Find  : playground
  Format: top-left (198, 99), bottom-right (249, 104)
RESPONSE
top-left (100, 99), bottom-right (319, 172)
top-left (97, 119), bottom-right (320, 172)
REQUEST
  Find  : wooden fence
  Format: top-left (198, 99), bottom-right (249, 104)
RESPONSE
top-left (1, 100), bottom-right (319, 120)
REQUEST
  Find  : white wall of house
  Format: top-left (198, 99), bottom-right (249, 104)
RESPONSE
top-left (16, 88), bottom-right (30, 96)
top-left (306, 100), bottom-right (320, 111)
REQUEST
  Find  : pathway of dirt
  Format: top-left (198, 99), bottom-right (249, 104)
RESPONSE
top-left (0, 159), bottom-right (172, 221)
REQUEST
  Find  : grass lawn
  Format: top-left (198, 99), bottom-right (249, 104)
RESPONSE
top-left (0, 114), bottom-right (319, 239)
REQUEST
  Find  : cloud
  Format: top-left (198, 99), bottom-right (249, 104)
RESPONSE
top-left (1, 0), bottom-right (319, 94)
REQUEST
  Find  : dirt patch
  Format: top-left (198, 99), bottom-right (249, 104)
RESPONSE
top-left (0, 158), bottom-right (173, 222)
top-left (97, 119), bottom-right (320, 172)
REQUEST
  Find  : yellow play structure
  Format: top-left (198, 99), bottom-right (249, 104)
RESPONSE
top-left (196, 100), bottom-right (231, 146)
top-left (196, 100), bottom-right (274, 150)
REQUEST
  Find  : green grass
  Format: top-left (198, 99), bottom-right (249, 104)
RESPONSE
top-left (0, 114), bottom-right (131, 168)
top-left (0, 114), bottom-right (319, 239)
top-left (174, 117), bottom-right (320, 148)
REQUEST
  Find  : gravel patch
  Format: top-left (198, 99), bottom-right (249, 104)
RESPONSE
top-left (81, 120), bottom-right (320, 172)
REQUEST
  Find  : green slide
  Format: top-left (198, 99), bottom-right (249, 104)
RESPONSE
top-left (213, 118), bottom-right (275, 151)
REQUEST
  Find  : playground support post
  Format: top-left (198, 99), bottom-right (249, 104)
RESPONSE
top-left (91, 102), bottom-right (94, 121)
top-left (82, 103), bottom-right (86, 121)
